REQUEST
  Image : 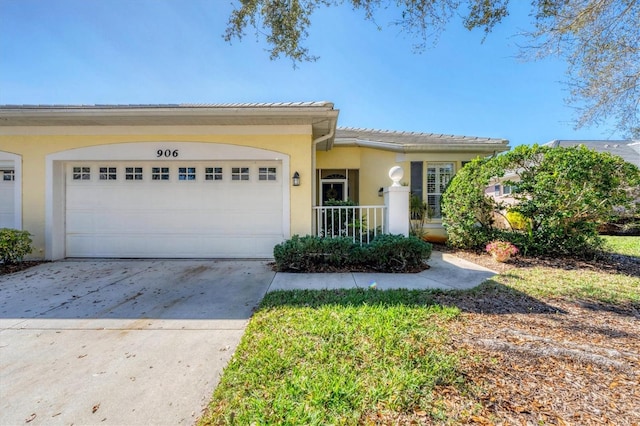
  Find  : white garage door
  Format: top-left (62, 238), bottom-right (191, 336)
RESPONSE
top-left (65, 161), bottom-right (284, 258)
top-left (0, 169), bottom-right (15, 229)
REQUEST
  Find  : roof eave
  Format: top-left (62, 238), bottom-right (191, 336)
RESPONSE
top-left (334, 138), bottom-right (510, 153)
top-left (0, 104), bottom-right (340, 142)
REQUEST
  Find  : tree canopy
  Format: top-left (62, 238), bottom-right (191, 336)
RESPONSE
top-left (225, 0), bottom-right (639, 137)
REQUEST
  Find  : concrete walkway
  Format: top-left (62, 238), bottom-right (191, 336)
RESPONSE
top-left (270, 251), bottom-right (497, 291)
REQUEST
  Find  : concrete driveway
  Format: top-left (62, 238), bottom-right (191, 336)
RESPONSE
top-left (0, 260), bottom-right (275, 426)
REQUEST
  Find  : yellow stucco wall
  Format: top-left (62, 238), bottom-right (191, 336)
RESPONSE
top-left (0, 125), bottom-right (314, 258)
top-left (317, 147), bottom-right (493, 240)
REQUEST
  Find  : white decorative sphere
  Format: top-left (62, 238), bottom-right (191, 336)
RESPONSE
top-left (389, 166), bottom-right (404, 186)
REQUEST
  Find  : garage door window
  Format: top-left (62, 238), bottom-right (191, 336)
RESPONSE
top-left (232, 167), bottom-right (249, 181)
top-left (259, 167), bottom-right (277, 181)
top-left (205, 167), bottom-right (223, 181)
top-left (73, 167), bottom-right (91, 180)
top-left (178, 167), bottom-right (196, 181)
top-left (125, 167), bottom-right (143, 180)
top-left (99, 167), bottom-right (117, 180)
top-left (2, 170), bottom-right (14, 181)
top-left (152, 167), bottom-right (170, 181)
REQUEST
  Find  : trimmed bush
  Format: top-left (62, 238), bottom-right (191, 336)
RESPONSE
top-left (366, 234), bottom-right (432, 272)
top-left (0, 228), bottom-right (33, 265)
top-left (273, 234), bottom-right (432, 273)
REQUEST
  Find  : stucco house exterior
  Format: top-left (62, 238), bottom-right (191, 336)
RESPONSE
top-left (0, 103), bottom-right (509, 260)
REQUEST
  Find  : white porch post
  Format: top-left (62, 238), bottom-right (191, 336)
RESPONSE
top-left (383, 166), bottom-right (409, 236)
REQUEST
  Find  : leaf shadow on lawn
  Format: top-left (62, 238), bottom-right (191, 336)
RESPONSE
top-left (262, 281), bottom-right (566, 315)
top-left (431, 278), bottom-right (568, 315)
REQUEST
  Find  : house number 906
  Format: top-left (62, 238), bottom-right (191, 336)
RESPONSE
top-left (157, 149), bottom-right (179, 158)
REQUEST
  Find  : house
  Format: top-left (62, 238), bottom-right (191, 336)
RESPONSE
top-left (544, 140), bottom-right (639, 167)
top-left (0, 103), bottom-right (509, 260)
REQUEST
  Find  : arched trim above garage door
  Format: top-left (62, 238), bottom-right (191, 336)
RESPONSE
top-left (0, 151), bottom-right (22, 230)
top-left (45, 142), bottom-right (290, 260)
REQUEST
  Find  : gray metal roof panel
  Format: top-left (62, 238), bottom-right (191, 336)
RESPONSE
top-left (336, 127), bottom-right (508, 146)
top-left (545, 140), bottom-right (640, 166)
top-left (0, 101), bottom-right (335, 110)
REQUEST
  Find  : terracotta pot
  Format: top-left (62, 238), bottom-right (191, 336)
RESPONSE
top-left (491, 252), bottom-right (511, 262)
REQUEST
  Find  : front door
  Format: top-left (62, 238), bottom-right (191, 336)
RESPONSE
top-left (321, 181), bottom-right (345, 205)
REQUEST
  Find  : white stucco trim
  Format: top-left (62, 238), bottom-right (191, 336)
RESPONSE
top-left (0, 151), bottom-right (22, 230)
top-left (45, 142), bottom-right (291, 260)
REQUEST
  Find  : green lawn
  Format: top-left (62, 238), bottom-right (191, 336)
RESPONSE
top-left (198, 269), bottom-right (639, 425)
top-left (199, 290), bottom-right (464, 425)
top-left (601, 235), bottom-right (640, 257)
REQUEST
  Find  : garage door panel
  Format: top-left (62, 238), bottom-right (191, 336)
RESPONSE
top-left (66, 234), bottom-right (282, 258)
top-left (65, 161), bottom-right (284, 258)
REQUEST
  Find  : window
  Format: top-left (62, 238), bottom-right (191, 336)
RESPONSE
top-left (503, 185), bottom-right (512, 195)
top-left (178, 167), bottom-right (196, 181)
top-left (258, 167), bottom-right (277, 181)
top-left (99, 167), bottom-right (117, 181)
top-left (73, 166), bottom-right (91, 180)
top-left (410, 162), bottom-right (454, 219)
top-left (1, 170), bottom-right (14, 181)
top-left (232, 167), bottom-right (250, 181)
top-left (152, 167), bottom-right (170, 181)
top-left (494, 185), bottom-right (501, 197)
top-left (205, 167), bottom-right (223, 181)
top-left (426, 163), bottom-right (454, 219)
top-left (125, 167), bottom-right (143, 180)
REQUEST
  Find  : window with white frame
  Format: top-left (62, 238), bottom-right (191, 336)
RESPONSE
top-left (73, 166), bottom-right (91, 180)
top-left (99, 167), bottom-right (117, 181)
top-left (1, 170), bottom-right (14, 181)
top-left (125, 167), bottom-right (143, 180)
top-left (258, 167), bottom-right (277, 181)
top-left (410, 162), bottom-right (454, 219)
top-left (503, 185), bottom-right (511, 195)
top-left (231, 167), bottom-right (250, 181)
top-left (178, 167), bottom-right (196, 181)
top-left (152, 167), bottom-right (170, 181)
top-left (205, 167), bottom-right (223, 181)
top-left (494, 184), bottom-right (501, 197)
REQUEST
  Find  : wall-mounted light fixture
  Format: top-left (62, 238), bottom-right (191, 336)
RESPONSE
top-left (378, 187), bottom-right (384, 197)
top-left (292, 171), bottom-right (300, 186)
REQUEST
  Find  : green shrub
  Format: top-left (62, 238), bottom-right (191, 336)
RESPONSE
top-left (366, 234), bottom-right (432, 272)
top-left (442, 145), bottom-right (640, 258)
top-left (0, 228), bottom-right (33, 265)
top-left (273, 235), bottom-right (365, 272)
top-left (273, 234), bottom-right (432, 272)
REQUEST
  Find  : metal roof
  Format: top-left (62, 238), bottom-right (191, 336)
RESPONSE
top-left (545, 140), bottom-right (640, 166)
top-left (0, 101), bottom-right (335, 109)
top-left (335, 127), bottom-right (510, 153)
top-left (0, 102), bottom-right (339, 149)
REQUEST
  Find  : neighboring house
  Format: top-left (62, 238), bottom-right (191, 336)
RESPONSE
top-left (544, 140), bottom-right (640, 167)
top-left (0, 103), bottom-right (509, 260)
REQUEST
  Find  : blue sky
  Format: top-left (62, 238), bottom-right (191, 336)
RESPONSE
top-left (0, 0), bottom-right (626, 146)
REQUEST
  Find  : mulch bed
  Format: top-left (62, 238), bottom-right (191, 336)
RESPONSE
top-left (0, 260), bottom-right (48, 276)
top-left (432, 243), bottom-right (640, 278)
top-left (426, 245), bottom-right (640, 425)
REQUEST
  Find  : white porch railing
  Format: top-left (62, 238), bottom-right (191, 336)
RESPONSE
top-left (313, 205), bottom-right (386, 244)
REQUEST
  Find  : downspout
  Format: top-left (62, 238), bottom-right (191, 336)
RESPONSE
top-left (312, 126), bottom-right (335, 232)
